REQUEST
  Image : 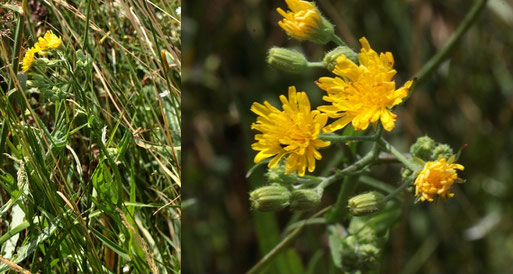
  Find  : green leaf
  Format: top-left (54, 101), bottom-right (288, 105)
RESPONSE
top-left (327, 224), bottom-right (345, 270)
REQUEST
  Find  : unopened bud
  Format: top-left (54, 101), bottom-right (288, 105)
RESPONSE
top-left (250, 184), bottom-right (290, 211)
top-left (410, 136), bottom-right (435, 160)
top-left (348, 191), bottom-right (386, 216)
top-left (290, 189), bottom-right (321, 211)
top-left (323, 46), bottom-right (358, 71)
top-left (267, 47), bottom-right (308, 73)
top-left (431, 144), bottom-right (454, 160)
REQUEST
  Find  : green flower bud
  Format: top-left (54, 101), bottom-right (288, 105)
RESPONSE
top-left (410, 136), bottom-right (435, 160)
top-left (34, 57), bottom-right (60, 67)
top-left (323, 46), bottom-right (358, 71)
top-left (249, 184), bottom-right (290, 212)
top-left (290, 189), bottom-right (321, 211)
top-left (431, 144), bottom-right (454, 160)
top-left (309, 16), bottom-right (335, 45)
top-left (265, 162), bottom-right (296, 186)
top-left (348, 191), bottom-right (386, 216)
top-left (400, 167), bottom-right (412, 180)
top-left (339, 235), bottom-right (381, 272)
top-left (267, 47), bottom-right (308, 73)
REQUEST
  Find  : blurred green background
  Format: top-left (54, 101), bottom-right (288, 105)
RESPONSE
top-left (183, 0), bottom-right (513, 273)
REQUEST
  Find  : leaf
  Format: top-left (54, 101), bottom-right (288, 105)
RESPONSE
top-left (327, 224), bottom-right (347, 270)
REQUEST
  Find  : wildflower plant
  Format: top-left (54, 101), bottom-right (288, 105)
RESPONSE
top-left (0, 0), bottom-right (181, 271)
top-left (246, 0), bottom-right (485, 272)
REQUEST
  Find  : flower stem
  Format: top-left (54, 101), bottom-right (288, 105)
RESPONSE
top-left (307, 61), bottom-right (324, 68)
top-left (384, 178), bottom-right (413, 202)
top-left (319, 133), bottom-right (377, 142)
top-left (410, 0), bottom-right (487, 94)
top-left (331, 34), bottom-right (348, 47)
top-left (378, 137), bottom-right (419, 172)
top-left (246, 206), bottom-right (331, 274)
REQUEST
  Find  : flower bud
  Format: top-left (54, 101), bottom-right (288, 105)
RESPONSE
top-left (348, 191), bottom-right (386, 216)
top-left (290, 189), bottom-right (321, 211)
top-left (410, 136), bottom-right (435, 160)
top-left (265, 162), bottom-right (296, 186)
top-left (276, 1), bottom-right (334, 44)
top-left (249, 184), bottom-right (290, 211)
top-left (34, 57), bottom-right (60, 67)
top-left (400, 167), bottom-right (412, 180)
top-left (431, 144), bottom-right (454, 160)
top-left (267, 47), bottom-right (308, 73)
top-left (323, 46), bottom-right (358, 71)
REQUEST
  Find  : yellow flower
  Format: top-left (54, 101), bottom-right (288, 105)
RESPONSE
top-left (251, 86), bottom-right (331, 176)
top-left (36, 30), bottom-right (62, 52)
top-left (22, 47), bottom-right (38, 72)
top-left (20, 30), bottom-right (62, 72)
top-left (414, 157), bottom-right (464, 202)
top-left (317, 37), bottom-right (413, 132)
top-left (276, 0), bottom-right (333, 43)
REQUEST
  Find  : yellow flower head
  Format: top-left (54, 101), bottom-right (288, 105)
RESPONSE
top-left (317, 37), bottom-right (413, 132)
top-left (251, 86), bottom-right (331, 176)
top-left (21, 30), bottom-right (62, 72)
top-left (414, 157), bottom-right (464, 202)
top-left (36, 30), bottom-right (62, 52)
top-left (276, 0), bottom-right (332, 43)
top-left (22, 47), bottom-right (38, 72)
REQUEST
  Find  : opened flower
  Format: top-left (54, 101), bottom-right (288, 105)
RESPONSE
top-left (276, 0), bottom-right (333, 44)
top-left (317, 37), bottom-right (413, 132)
top-left (251, 86), bottom-right (330, 176)
top-left (22, 47), bottom-right (38, 72)
top-left (414, 157), bottom-right (464, 202)
top-left (37, 30), bottom-right (62, 51)
top-left (21, 30), bottom-right (62, 72)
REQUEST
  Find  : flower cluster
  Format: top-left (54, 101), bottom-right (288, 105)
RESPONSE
top-left (250, 0), bottom-right (464, 206)
top-left (22, 30), bottom-right (62, 72)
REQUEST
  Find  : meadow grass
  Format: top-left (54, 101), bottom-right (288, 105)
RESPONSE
top-left (0, 0), bottom-right (181, 272)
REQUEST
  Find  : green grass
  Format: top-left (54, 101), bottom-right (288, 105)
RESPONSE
top-left (0, 0), bottom-right (180, 272)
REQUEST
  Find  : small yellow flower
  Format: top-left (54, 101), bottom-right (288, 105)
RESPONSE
top-left (317, 37), bottom-right (413, 132)
top-left (414, 157), bottom-right (464, 202)
top-left (251, 86), bottom-right (331, 176)
top-left (21, 47), bottom-right (38, 72)
top-left (20, 30), bottom-right (62, 72)
top-left (276, 0), bottom-right (333, 43)
top-left (36, 30), bottom-right (62, 53)
top-left (42, 30), bottom-right (62, 49)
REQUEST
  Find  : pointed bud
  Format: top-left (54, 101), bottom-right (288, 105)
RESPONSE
top-left (267, 47), bottom-right (308, 73)
top-left (410, 136), bottom-right (435, 160)
top-left (323, 46), bottom-right (358, 71)
top-left (431, 144), bottom-right (454, 160)
top-left (290, 189), bottom-right (321, 211)
top-left (249, 184), bottom-right (290, 211)
top-left (348, 191), bottom-right (386, 216)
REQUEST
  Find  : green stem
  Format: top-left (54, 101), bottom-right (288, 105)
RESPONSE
top-left (325, 174), bottom-right (359, 224)
top-left (410, 0), bottom-right (487, 95)
top-left (319, 133), bottom-right (377, 143)
top-left (307, 61), bottom-right (324, 68)
top-left (317, 127), bottom-right (383, 193)
top-left (378, 137), bottom-right (419, 172)
top-left (331, 34), bottom-right (348, 47)
top-left (384, 178), bottom-right (413, 202)
top-left (246, 206), bottom-right (331, 274)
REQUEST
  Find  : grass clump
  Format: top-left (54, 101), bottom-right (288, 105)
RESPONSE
top-left (0, 0), bottom-right (181, 272)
